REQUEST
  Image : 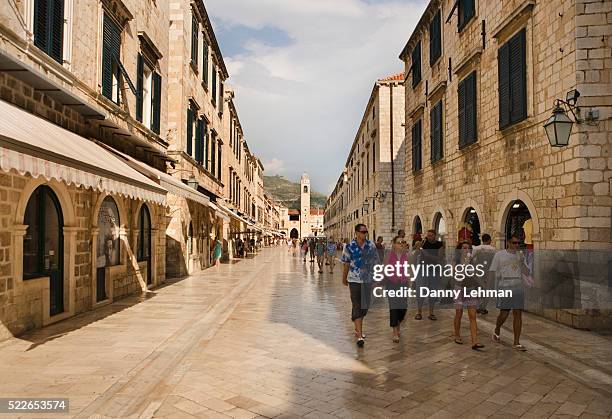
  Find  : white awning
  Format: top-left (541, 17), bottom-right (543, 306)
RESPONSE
top-left (100, 144), bottom-right (211, 208)
top-left (207, 201), bottom-right (230, 221)
top-left (0, 99), bottom-right (167, 205)
top-left (216, 202), bottom-right (248, 224)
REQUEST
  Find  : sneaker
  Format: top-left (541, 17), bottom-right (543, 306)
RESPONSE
top-left (357, 338), bottom-right (365, 348)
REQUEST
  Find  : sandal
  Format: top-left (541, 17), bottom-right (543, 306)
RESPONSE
top-left (512, 344), bottom-right (527, 351)
top-left (428, 314), bottom-right (437, 321)
top-left (472, 343), bottom-right (485, 350)
top-left (492, 332), bottom-right (501, 343)
top-left (414, 314), bottom-right (422, 320)
top-left (392, 336), bottom-right (400, 343)
top-left (454, 338), bottom-right (463, 345)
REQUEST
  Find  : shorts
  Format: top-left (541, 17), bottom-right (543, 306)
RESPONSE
top-left (497, 283), bottom-right (525, 310)
top-left (349, 282), bottom-right (371, 321)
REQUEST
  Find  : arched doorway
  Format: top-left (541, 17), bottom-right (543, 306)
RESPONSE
top-left (432, 212), bottom-right (446, 241)
top-left (96, 196), bottom-right (120, 302)
top-left (290, 228), bottom-right (299, 239)
top-left (461, 207), bottom-right (481, 246)
top-left (137, 205), bottom-right (152, 285)
top-left (412, 216), bottom-right (423, 244)
top-left (23, 185), bottom-right (64, 316)
top-left (504, 200), bottom-right (532, 249)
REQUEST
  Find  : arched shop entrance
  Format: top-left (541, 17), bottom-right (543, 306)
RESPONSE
top-left (96, 196), bottom-right (121, 302)
top-left (23, 185), bottom-right (64, 316)
top-left (412, 216), bottom-right (423, 244)
top-left (289, 228), bottom-right (299, 239)
top-left (461, 207), bottom-right (481, 246)
top-left (505, 200), bottom-right (533, 250)
top-left (432, 212), bottom-right (446, 241)
top-left (137, 204), bottom-right (152, 285)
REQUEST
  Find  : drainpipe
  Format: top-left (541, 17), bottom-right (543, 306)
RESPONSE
top-left (389, 84), bottom-right (395, 231)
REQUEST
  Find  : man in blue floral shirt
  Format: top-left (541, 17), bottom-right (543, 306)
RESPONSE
top-left (341, 223), bottom-right (380, 348)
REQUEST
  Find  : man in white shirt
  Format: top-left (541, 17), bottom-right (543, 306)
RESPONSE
top-left (490, 233), bottom-right (528, 351)
top-left (472, 233), bottom-right (497, 314)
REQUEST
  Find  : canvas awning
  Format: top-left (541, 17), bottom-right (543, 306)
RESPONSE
top-left (0, 99), bottom-right (167, 205)
top-left (207, 201), bottom-right (230, 222)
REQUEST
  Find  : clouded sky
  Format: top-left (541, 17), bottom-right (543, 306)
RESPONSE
top-left (206, 0), bottom-right (427, 194)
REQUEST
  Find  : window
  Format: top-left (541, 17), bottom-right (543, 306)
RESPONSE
top-left (202, 40), bottom-right (209, 86)
top-left (204, 126), bottom-right (210, 170)
top-left (458, 71), bottom-right (477, 148)
top-left (186, 106), bottom-right (195, 156)
top-left (33, 0), bottom-right (64, 63)
top-left (458, 0), bottom-right (475, 31)
top-left (372, 143), bottom-right (376, 173)
top-left (101, 15), bottom-right (122, 103)
top-left (498, 28), bottom-right (527, 129)
top-left (137, 205), bottom-right (151, 262)
top-left (210, 131), bottom-right (216, 175)
top-left (430, 101), bottom-right (443, 162)
top-left (195, 118), bottom-right (207, 166)
top-left (136, 54), bottom-right (162, 134)
top-left (304, 186), bottom-right (308, 193)
top-left (211, 65), bottom-right (217, 107)
top-left (429, 10), bottom-right (442, 65)
top-left (191, 12), bottom-right (198, 67)
top-left (411, 42), bottom-right (421, 87)
top-left (217, 141), bottom-right (222, 179)
top-left (412, 119), bottom-right (422, 171)
top-left (219, 81), bottom-right (224, 114)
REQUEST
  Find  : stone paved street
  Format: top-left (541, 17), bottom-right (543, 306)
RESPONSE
top-left (1, 248), bottom-right (611, 418)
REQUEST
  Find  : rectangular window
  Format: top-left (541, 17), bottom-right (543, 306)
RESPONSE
top-left (217, 142), bottom-right (222, 179)
top-left (211, 65), bottom-right (217, 107)
top-left (202, 40), bottom-right (209, 86)
top-left (411, 42), bottom-right (421, 87)
top-left (210, 131), bottom-right (216, 174)
top-left (186, 107), bottom-right (194, 156)
top-left (191, 12), bottom-right (198, 67)
top-left (195, 118), bottom-right (204, 164)
top-left (458, 0), bottom-right (475, 31)
top-left (429, 10), bottom-right (441, 65)
top-left (219, 81), bottom-right (224, 114)
top-left (412, 120), bottom-right (422, 171)
top-left (458, 71), bottom-right (477, 148)
top-left (34, 0), bottom-right (64, 64)
top-left (498, 28), bottom-right (527, 129)
top-left (101, 14), bottom-right (122, 103)
top-left (430, 101), bottom-right (443, 162)
top-left (204, 128), bottom-right (209, 170)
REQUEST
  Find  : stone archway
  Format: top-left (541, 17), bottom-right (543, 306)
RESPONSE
top-left (290, 228), bottom-right (299, 239)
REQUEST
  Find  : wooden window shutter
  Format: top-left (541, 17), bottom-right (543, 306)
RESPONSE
top-left (50, 0), bottom-right (64, 63)
top-left (510, 28), bottom-right (527, 123)
top-left (217, 144), bottom-right (222, 179)
top-left (498, 42), bottom-right (510, 129)
top-left (136, 53), bottom-right (144, 122)
top-left (429, 10), bottom-right (441, 65)
top-left (186, 108), bottom-right (193, 156)
top-left (204, 128), bottom-right (209, 170)
top-left (34, 0), bottom-right (49, 53)
top-left (412, 42), bottom-right (421, 87)
top-left (458, 0), bottom-right (475, 30)
top-left (151, 72), bottom-right (162, 134)
top-left (211, 66), bottom-right (217, 106)
top-left (202, 41), bottom-right (209, 85)
top-left (195, 118), bottom-right (202, 163)
top-left (102, 15), bottom-right (121, 101)
top-left (210, 134), bottom-right (216, 174)
top-left (467, 71), bottom-right (477, 144)
top-left (191, 13), bottom-right (198, 65)
top-left (431, 102), bottom-right (443, 161)
top-left (458, 76), bottom-right (467, 147)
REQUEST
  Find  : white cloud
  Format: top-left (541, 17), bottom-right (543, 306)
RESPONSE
top-left (207, 0), bottom-right (427, 193)
top-left (262, 158), bottom-right (286, 174)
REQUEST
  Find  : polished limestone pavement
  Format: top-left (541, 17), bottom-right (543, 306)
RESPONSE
top-left (0, 247), bottom-right (610, 418)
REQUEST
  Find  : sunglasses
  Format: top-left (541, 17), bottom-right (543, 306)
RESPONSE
top-left (396, 241), bottom-right (407, 244)
top-left (358, 230), bottom-right (368, 234)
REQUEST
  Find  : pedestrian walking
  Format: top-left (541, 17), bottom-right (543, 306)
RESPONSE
top-left (415, 229), bottom-right (444, 321)
top-left (341, 224), bottom-right (380, 348)
top-left (375, 236), bottom-right (385, 262)
top-left (301, 239), bottom-right (309, 262)
top-left (472, 233), bottom-right (497, 314)
top-left (384, 236), bottom-right (409, 343)
top-left (491, 233), bottom-right (528, 351)
top-left (327, 237), bottom-right (337, 273)
top-left (213, 238), bottom-right (222, 267)
top-left (452, 241), bottom-right (484, 350)
top-left (315, 237), bottom-right (326, 273)
top-left (308, 237), bottom-right (316, 263)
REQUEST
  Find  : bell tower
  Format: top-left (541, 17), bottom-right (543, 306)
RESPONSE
top-left (300, 173), bottom-right (311, 237)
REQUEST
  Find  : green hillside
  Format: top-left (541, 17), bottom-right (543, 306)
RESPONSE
top-left (263, 175), bottom-right (327, 210)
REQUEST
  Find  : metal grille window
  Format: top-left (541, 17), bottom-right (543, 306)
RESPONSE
top-left (458, 71), bottom-right (477, 148)
top-left (498, 28), bottom-right (527, 129)
top-left (429, 10), bottom-right (442, 65)
top-left (430, 101), bottom-right (443, 162)
top-left (412, 119), bottom-right (422, 171)
top-left (33, 0), bottom-right (64, 64)
top-left (411, 42), bottom-right (421, 87)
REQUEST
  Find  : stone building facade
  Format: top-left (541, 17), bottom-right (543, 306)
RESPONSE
top-left (0, 0), bottom-right (171, 340)
top-left (399, 0), bottom-right (611, 328)
top-left (325, 74), bottom-right (406, 243)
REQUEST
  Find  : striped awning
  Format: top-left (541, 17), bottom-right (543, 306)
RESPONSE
top-left (0, 99), bottom-right (167, 205)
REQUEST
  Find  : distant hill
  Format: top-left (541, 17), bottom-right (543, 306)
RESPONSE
top-left (264, 175), bottom-right (327, 211)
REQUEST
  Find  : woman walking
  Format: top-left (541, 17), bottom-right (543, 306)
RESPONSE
top-left (213, 237), bottom-right (223, 267)
top-left (384, 236), bottom-right (410, 343)
top-left (453, 241), bottom-right (484, 350)
top-left (326, 237), bottom-right (337, 273)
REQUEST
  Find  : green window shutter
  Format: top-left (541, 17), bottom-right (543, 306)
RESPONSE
top-left (202, 41), bottom-right (209, 86)
top-left (34, 0), bottom-right (49, 53)
top-left (430, 102), bottom-right (443, 161)
top-left (509, 28), bottom-right (527, 124)
top-left (151, 72), bottom-right (161, 134)
top-left (191, 13), bottom-right (198, 65)
top-left (50, 0), bottom-right (64, 63)
top-left (429, 10), bottom-right (441, 65)
top-left (136, 53), bottom-right (144, 122)
top-left (467, 71), bottom-right (477, 144)
top-left (412, 42), bottom-right (421, 87)
top-left (210, 134), bottom-right (216, 174)
top-left (458, 75), bottom-right (467, 147)
top-left (498, 41), bottom-right (510, 129)
top-left (217, 145), bottom-right (222, 179)
top-left (458, 0), bottom-right (475, 30)
top-left (204, 129), bottom-right (209, 170)
top-left (186, 108), bottom-right (193, 156)
top-left (102, 15), bottom-right (121, 102)
top-left (412, 120), bottom-right (422, 171)
top-left (211, 66), bottom-right (217, 107)
top-left (195, 118), bottom-right (202, 163)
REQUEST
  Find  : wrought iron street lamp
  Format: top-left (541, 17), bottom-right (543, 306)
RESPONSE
top-left (544, 89), bottom-right (585, 147)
